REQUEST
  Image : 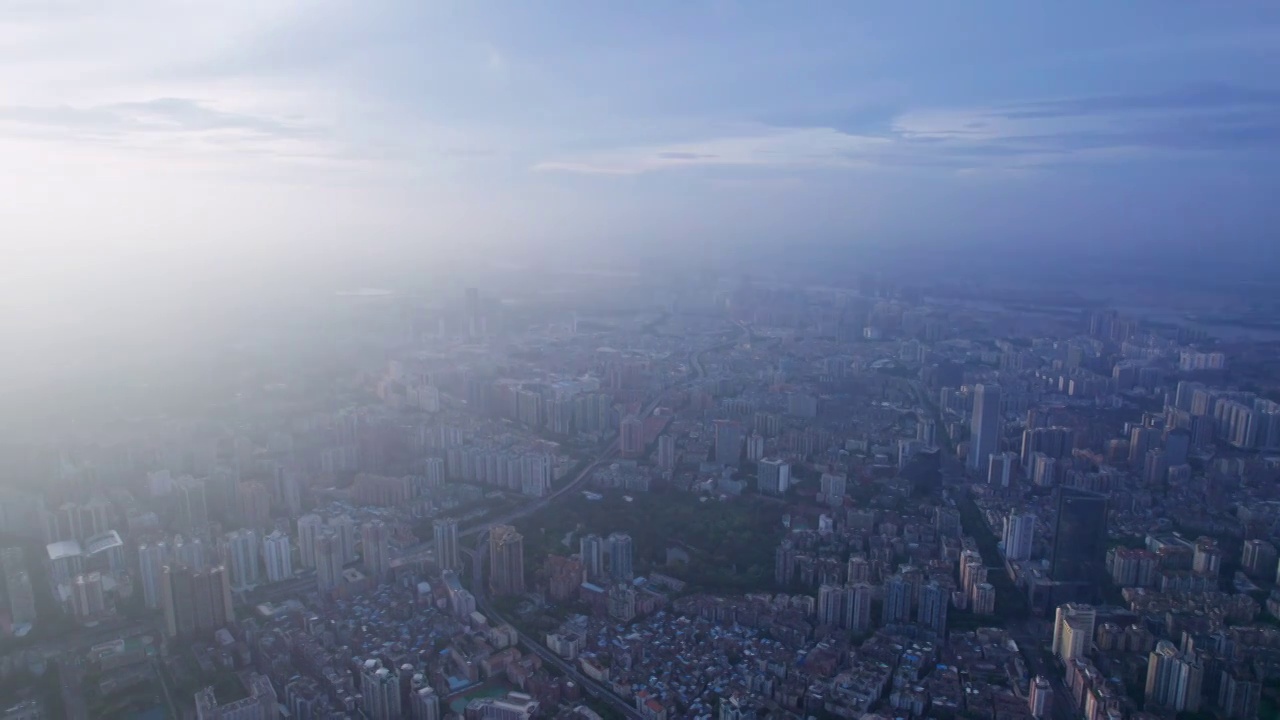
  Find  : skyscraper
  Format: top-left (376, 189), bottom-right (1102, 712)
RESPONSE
top-left (1145, 640), bottom-right (1204, 713)
top-left (580, 533), bottom-right (604, 583)
top-left (5, 570), bottom-right (36, 626)
top-left (882, 575), bottom-right (911, 624)
top-left (262, 530), bottom-right (292, 583)
top-left (362, 520), bottom-right (390, 584)
top-left (224, 529), bottom-right (260, 591)
top-left (434, 517), bottom-right (460, 570)
top-left (297, 514), bottom-right (322, 568)
top-left (162, 563), bottom-right (233, 638)
top-left (409, 684), bottom-right (441, 720)
top-left (1002, 511), bottom-right (1036, 561)
top-left (329, 515), bottom-right (358, 564)
top-left (656, 434), bottom-right (676, 470)
top-left (1052, 603), bottom-right (1096, 662)
top-left (619, 416), bottom-right (644, 456)
top-left (1028, 676), bottom-right (1052, 719)
top-left (608, 532), bottom-right (634, 581)
top-left (315, 531), bottom-right (344, 594)
top-left (488, 525), bottom-right (525, 596)
top-left (360, 659), bottom-right (403, 720)
top-left (757, 458), bottom-right (791, 496)
top-left (174, 476), bottom-right (209, 532)
top-left (235, 480), bottom-right (272, 530)
top-left (968, 384), bottom-right (1002, 473)
top-left (1050, 487), bottom-right (1109, 596)
top-left (917, 581), bottom-right (948, 633)
top-left (714, 420), bottom-right (744, 467)
top-left (846, 582), bottom-right (873, 632)
top-left (138, 541), bottom-right (169, 609)
top-left (817, 584), bottom-right (845, 627)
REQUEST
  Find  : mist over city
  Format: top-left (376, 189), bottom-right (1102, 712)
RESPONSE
top-left (3, 3), bottom-right (1280, 720)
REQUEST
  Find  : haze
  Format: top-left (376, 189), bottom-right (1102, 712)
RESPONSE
top-left (3, 2), bottom-right (1280, 397)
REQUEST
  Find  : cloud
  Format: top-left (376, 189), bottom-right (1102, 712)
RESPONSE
top-left (538, 84), bottom-right (1280, 176)
top-left (534, 127), bottom-right (891, 175)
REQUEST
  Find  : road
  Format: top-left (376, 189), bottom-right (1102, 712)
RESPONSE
top-left (469, 534), bottom-right (643, 720)
top-left (456, 333), bottom-right (743, 720)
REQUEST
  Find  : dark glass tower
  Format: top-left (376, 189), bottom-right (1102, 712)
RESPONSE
top-left (1051, 487), bottom-right (1109, 594)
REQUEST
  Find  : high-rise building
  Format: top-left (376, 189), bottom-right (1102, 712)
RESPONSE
top-left (297, 514), bottom-right (322, 568)
top-left (1241, 539), bottom-right (1278, 580)
top-left (608, 532), bottom-right (634, 581)
top-left (5, 568), bottom-right (36, 626)
top-left (329, 515), bottom-right (358, 564)
top-left (619, 416), bottom-right (644, 456)
top-left (846, 582), bottom-right (873, 632)
top-left (1021, 426), bottom-right (1074, 472)
top-left (580, 534), bottom-right (605, 583)
top-left (262, 530), bottom-right (292, 583)
top-left (138, 541), bottom-right (170, 609)
top-left (235, 481), bottom-right (272, 530)
top-left (362, 520), bottom-right (390, 583)
top-left (987, 451), bottom-right (1017, 487)
top-left (882, 575), bottom-right (911, 624)
top-left (162, 564), bottom-right (233, 638)
top-left (488, 525), bottom-right (525, 596)
top-left (714, 420), bottom-right (744, 467)
top-left (968, 384), bottom-right (1002, 473)
top-left (820, 473), bottom-right (847, 508)
top-left (224, 529), bottom-right (260, 591)
top-left (174, 476), bottom-right (209, 532)
top-left (1028, 676), bottom-right (1052, 719)
top-left (70, 572), bottom-right (105, 621)
top-left (757, 458), bottom-right (791, 496)
top-left (1050, 487), bottom-right (1108, 595)
top-left (409, 683), bottom-right (441, 720)
top-left (745, 433), bottom-right (765, 463)
top-left (174, 535), bottom-right (206, 571)
top-left (434, 517), bottom-right (460, 570)
top-left (846, 556), bottom-right (869, 584)
top-left (1145, 640), bottom-right (1204, 713)
top-left (971, 582), bottom-right (996, 615)
top-left (360, 659), bottom-right (402, 720)
top-left (817, 585), bottom-right (845, 627)
top-left (315, 531), bottom-right (344, 594)
top-left (1002, 511), bottom-right (1035, 561)
top-left (1192, 537), bottom-right (1221, 578)
top-left (1218, 666), bottom-right (1262, 720)
top-left (917, 581), bottom-right (948, 633)
top-left (1052, 603), bottom-right (1096, 662)
top-left (657, 434), bottom-right (676, 470)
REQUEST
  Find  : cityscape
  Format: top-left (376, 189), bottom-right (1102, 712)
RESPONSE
top-left (4, 3), bottom-right (1280, 720)
top-left (3, 274), bottom-right (1280, 720)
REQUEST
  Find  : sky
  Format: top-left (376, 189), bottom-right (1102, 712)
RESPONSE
top-left (3, 0), bottom-right (1280, 294)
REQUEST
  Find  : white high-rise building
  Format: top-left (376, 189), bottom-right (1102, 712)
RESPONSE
top-left (225, 529), bottom-right (261, 591)
top-left (1052, 603), bottom-right (1096, 661)
top-left (297, 514), bottom-right (323, 569)
top-left (138, 541), bottom-right (169, 609)
top-left (969, 384), bottom-right (1003, 473)
top-left (262, 530), bottom-right (293, 583)
top-left (1002, 512), bottom-right (1036, 561)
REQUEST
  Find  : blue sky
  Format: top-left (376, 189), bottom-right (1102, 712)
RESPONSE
top-left (2, 1), bottom-right (1279, 282)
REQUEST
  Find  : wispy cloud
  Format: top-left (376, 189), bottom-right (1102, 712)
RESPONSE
top-left (538, 83), bottom-right (1280, 176)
